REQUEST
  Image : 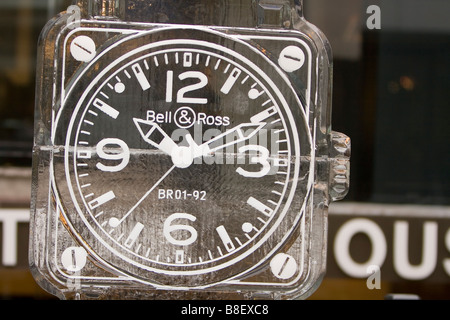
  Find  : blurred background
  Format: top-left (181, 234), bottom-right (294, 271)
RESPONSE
top-left (0, 0), bottom-right (449, 299)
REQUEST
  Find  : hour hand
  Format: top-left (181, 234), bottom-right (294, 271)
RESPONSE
top-left (133, 118), bottom-right (178, 156)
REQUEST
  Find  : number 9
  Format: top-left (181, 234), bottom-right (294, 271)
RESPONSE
top-left (96, 138), bottom-right (130, 172)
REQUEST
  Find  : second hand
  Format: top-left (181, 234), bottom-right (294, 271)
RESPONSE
top-left (108, 164), bottom-right (177, 228)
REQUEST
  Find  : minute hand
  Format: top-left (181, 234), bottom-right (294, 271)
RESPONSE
top-left (197, 122), bottom-right (266, 157)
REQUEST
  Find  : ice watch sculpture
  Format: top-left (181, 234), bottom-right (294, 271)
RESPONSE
top-left (30, 0), bottom-right (350, 300)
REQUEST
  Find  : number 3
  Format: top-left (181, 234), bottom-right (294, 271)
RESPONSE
top-left (236, 145), bottom-right (271, 178)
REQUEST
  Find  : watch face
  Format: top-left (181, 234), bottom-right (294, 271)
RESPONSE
top-left (53, 28), bottom-right (312, 287)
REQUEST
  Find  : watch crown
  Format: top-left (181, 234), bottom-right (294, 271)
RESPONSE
top-left (329, 131), bottom-right (351, 201)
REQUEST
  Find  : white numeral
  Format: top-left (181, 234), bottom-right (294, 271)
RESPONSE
top-left (163, 213), bottom-right (198, 246)
top-left (236, 145), bottom-right (271, 178)
top-left (96, 138), bottom-right (130, 172)
top-left (166, 70), bottom-right (208, 104)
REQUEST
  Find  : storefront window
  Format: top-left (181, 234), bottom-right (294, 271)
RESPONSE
top-left (305, 0), bottom-right (450, 206)
top-left (0, 0), bottom-right (449, 299)
top-left (0, 0), bottom-right (72, 166)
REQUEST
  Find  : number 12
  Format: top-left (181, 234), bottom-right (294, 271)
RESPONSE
top-left (166, 70), bottom-right (208, 104)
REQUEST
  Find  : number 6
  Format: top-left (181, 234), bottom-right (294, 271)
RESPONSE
top-left (163, 213), bottom-right (198, 246)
